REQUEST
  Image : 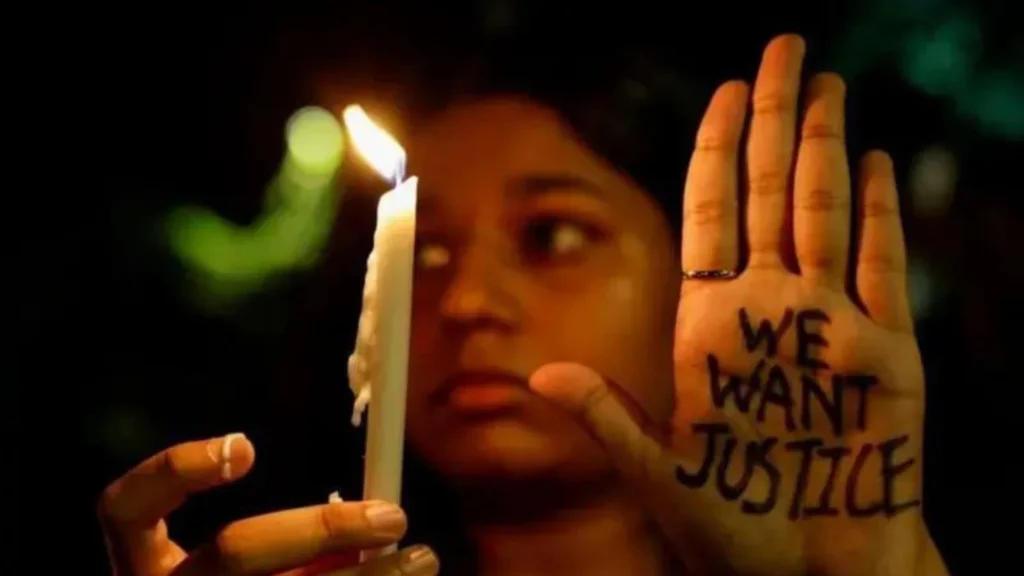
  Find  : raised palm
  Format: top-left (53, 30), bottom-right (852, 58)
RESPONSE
top-left (532, 35), bottom-right (942, 576)
top-left (674, 266), bottom-right (924, 574)
top-left (669, 34), bottom-right (928, 575)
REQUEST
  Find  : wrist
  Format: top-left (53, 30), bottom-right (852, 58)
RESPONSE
top-left (915, 527), bottom-right (949, 576)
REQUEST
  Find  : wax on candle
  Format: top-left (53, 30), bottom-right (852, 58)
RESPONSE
top-left (360, 176), bottom-right (416, 509)
top-left (347, 248), bottom-right (377, 426)
top-left (342, 106), bottom-right (417, 547)
top-left (347, 178), bottom-right (418, 430)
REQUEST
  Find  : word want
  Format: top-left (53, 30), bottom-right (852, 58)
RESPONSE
top-left (675, 307), bottom-right (920, 519)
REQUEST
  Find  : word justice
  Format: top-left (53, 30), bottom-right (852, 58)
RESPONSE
top-left (675, 307), bottom-right (921, 520)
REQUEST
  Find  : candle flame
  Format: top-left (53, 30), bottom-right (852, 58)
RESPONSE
top-left (343, 105), bottom-right (406, 183)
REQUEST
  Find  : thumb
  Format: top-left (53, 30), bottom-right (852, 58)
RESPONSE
top-left (529, 364), bottom-right (747, 575)
top-left (528, 363), bottom-right (671, 486)
top-left (530, 364), bottom-right (803, 575)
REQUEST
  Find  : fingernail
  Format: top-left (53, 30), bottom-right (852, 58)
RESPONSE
top-left (400, 545), bottom-right (439, 574)
top-left (364, 501), bottom-right (406, 533)
top-left (220, 433), bottom-right (247, 480)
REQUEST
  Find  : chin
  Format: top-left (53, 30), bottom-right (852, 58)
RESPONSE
top-left (415, 416), bottom-right (610, 483)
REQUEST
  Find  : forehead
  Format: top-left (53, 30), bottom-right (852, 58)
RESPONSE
top-left (407, 97), bottom-right (609, 180)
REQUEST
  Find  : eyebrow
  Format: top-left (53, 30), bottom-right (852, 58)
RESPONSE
top-left (508, 173), bottom-right (609, 200)
top-left (413, 173), bottom-right (609, 219)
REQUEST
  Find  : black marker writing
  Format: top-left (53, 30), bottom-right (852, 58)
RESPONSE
top-left (803, 445), bottom-right (849, 518)
top-left (846, 435), bottom-right (921, 517)
top-left (795, 308), bottom-right (830, 371)
top-left (757, 364), bottom-right (796, 431)
top-left (705, 354), bottom-right (876, 436)
top-left (676, 307), bottom-right (918, 519)
top-left (739, 307), bottom-right (792, 358)
top-left (784, 438), bottom-right (821, 520)
top-left (675, 425), bottom-right (920, 519)
top-left (707, 355), bottom-right (763, 412)
top-left (675, 423), bottom-right (732, 488)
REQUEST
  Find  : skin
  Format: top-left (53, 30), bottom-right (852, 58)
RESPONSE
top-left (97, 434), bottom-right (439, 575)
top-left (404, 96), bottom-right (678, 484)
top-left (99, 35), bottom-right (949, 576)
top-left (402, 96), bottom-right (681, 575)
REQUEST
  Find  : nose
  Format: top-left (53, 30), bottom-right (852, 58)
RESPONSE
top-left (439, 233), bottom-right (521, 333)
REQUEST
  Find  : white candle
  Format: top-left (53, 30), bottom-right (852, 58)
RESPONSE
top-left (342, 105), bottom-right (417, 560)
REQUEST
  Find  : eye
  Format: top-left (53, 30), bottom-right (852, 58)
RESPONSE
top-left (416, 241), bottom-right (451, 270)
top-left (522, 218), bottom-right (596, 263)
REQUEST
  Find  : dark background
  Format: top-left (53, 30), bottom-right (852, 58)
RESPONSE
top-left (18, 0), bottom-right (1021, 573)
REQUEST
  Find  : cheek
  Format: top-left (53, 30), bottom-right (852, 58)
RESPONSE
top-left (407, 299), bottom-right (446, 400)
top-left (536, 274), bottom-right (655, 366)
top-left (534, 273), bottom-right (675, 422)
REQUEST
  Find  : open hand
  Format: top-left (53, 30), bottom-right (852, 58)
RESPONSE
top-left (531, 34), bottom-right (948, 576)
top-left (98, 434), bottom-right (439, 576)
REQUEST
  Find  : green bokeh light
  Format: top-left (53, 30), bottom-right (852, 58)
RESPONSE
top-left (166, 106), bottom-right (346, 313)
top-left (834, 1), bottom-right (1023, 139)
top-left (287, 106), bottom-right (344, 173)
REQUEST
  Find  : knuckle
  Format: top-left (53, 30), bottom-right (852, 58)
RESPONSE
top-left (317, 503), bottom-right (366, 546)
top-left (319, 504), bottom-right (344, 540)
top-left (694, 131), bottom-right (734, 152)
top-left (798, 250), bottom-right (838, 271)
top-left (746, 242), bottom-right (781, 261)
top-left (862, 199), bottom-right (898, 219)
top-left (748, 170), bottom-right (788, 198)
top-left (684, 198), bottom-right (732, 226)
top-left (800, 122), bottom-right (844, 141)
top-left (161, 444), bottom-right (194, 480)
top-left (577, 382), bottom-right (613, 431)
top-left (859, 251), bottom-right (904, 275)
top-left (796, 188), bottom-right (848, 213)
top-left (752, 91), bottom-right (796, 115)
top-left (579, 381), bottom-right (612, 415)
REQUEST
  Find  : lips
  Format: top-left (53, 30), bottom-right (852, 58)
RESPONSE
top-left (432, 369), bottom-right (532, 412)
top-left (435, 369), bottom-right (528, 396)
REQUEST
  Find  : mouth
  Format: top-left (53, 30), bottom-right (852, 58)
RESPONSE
top-left (434, 369), bottom-right (532, 414)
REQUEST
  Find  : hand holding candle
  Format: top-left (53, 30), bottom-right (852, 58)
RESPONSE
top-left (343, 105), bottom-right (417, 559)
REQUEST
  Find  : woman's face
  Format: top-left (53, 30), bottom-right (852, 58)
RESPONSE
top-left (405, 97), bottom-right (678, 484)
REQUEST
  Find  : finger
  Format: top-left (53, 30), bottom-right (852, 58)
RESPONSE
top-left (99, 434), bottom-right (254, 574)
top-left (529, 363), bottom-right (675, 487)
top-left (306, 545), bottom-right (439, 576)
top-left (745, 34), bottom-right (806, 270)
top-left (682, 80), bottom-right (749, 275)
top-left (793, 73), bottom-right (851, 288)
top-left (529, 363), bottom-right (797, 576)
top-left (99, 434), bottom-right (255, 530)
top-left (173, 500), bottom-right (409, 576)
top-left (855, 150), bottom-right (913, 333)
top-left (528, 363), bottom-right (732, 574)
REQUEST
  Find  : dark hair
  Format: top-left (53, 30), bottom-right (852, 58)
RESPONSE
top-left (403, 35), bottom-right (703, 240)
top-left (309, 2), bottom-right (706, 235)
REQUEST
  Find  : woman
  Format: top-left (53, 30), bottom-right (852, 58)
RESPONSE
top-left (98, 35), bottom-right (949, 575)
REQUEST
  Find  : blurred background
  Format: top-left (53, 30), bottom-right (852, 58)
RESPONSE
top-left (17, 0), bottom-right (1021, 573)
